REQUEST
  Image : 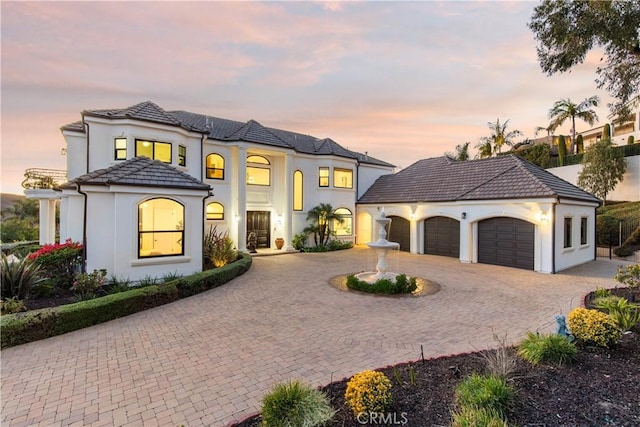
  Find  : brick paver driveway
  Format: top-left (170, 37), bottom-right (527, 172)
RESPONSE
top-left (1, 247), bottom-right (631, 426)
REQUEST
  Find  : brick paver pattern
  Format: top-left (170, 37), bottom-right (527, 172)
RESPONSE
top-left (1, 247), bottom-right (631, 426)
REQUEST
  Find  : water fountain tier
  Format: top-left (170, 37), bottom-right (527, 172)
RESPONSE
top-left (356, 211), bottom-right (400, 284)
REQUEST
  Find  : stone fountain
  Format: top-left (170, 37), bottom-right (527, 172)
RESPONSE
top-left (356, 211), bottom-right (401, 283)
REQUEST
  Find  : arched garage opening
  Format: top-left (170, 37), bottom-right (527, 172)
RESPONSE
top-left (386, 215), bottom-right (410, 252)
top-left (424, 216), bottom-right (460, 258)
top-left (478, 217), bottom-right (534, 270)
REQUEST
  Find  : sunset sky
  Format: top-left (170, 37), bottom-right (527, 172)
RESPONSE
top-left (1, 1), bottom-right (614, 195)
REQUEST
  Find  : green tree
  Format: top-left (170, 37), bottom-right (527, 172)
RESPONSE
top-left (479, 118), bottom-right (522, 155)
top-left (602, 123), bottom-right (611, 139)
top-left (548, 97), bottom-right (600, 154)
top-left (576, 134), bottom-right (584, 153)
top-left (534, 124), bottom-right (554, 137)
top-left (304, 203), bottom-right (344, 247)
top-left (529, 1), bottom-right (640, 117)
top-left (557, 135), bottom-right (567, 166)
top-left (446, 142), bottom-right (471, 161)
top-left (474, 141), bottom-right (493, 159)
top-left (1, 199), bottom-right (39, 243)
top-left (577, 139), bottom-right (626, 205)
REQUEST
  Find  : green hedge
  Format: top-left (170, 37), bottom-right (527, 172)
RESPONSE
top-left (1, 253), bottom-right (252, 349)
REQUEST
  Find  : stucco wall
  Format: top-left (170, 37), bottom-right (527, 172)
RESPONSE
top-left (548, 155), bottom-right (640, 202)
top-left (554, 202), bottom-right (597, 272)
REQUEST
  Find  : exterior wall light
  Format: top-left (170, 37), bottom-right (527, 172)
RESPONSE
top-left (461, 212), bottom-right (467, 219)
top-left (539, 211), bottom-right (548, 223)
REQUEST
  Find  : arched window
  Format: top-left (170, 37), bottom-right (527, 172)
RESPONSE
top-left (293, 170), bottom-right (303, 211)
top-left (206, 202), bottom-right (224, 220)
top-left (246, 155), bottom-right (271, 186)
top-left (206, 153), bottom-right (225, 179)
top-left (334, 207), bottom-right (353, 236)
top-left (138, 198), bottom-right (184, 258)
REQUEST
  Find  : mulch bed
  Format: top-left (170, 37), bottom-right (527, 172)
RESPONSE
top-left (233, 288), bottom-right (640, 427)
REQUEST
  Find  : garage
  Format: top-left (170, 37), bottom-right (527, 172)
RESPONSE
top-left (478, 217), bottom-right (534, 270)
top-left (424, 216), bottom-right (460, 257)
top-left (386, 215), bottom-right (410, 252)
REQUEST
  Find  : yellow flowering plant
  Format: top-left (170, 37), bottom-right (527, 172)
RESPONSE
top-left (568, 307), bottom-right (621, 348)
top-left (344, 370), bottom-right (392, 415)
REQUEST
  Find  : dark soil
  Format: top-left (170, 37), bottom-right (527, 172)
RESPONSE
top-left (233, 288), bottom-right (640, 427)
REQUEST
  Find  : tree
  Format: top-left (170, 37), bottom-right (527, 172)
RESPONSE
top-left (602, 123), bottom-right (611, 139)
top-left (445, 142), bottom-right (471, 161)
top-left (557, 135), bottom-right (567, 166)
top-left (0, 199), bottom-right (39, 243)
top-left (534, 124), bottom-right (554, 137)
top-left (304, 203), bottom-right (344, 246)
top-left (474, 141), bottom-right (493, 159)
top-left (548, 96), bottom-right (600, 154)
top-left (479, 118), bottom-right (522, 155)
top-left (529, 1), bottom-right (640, 117)
top-left (577, 139), bottom-right (626, 205)
top-left (576, 134), bottom-right (584, 153)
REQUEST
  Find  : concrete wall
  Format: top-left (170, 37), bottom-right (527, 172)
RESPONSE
top-left (548, 155), bottom-right (640, 202)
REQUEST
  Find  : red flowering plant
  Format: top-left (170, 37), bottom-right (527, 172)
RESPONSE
top-left (28, 239), bottom-right (83, 289)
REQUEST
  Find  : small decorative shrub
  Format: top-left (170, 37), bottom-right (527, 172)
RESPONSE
top-left (71, 269), bottom-right (107, 301)
top-left (1, 253), bottom-right (46, 300)
top-left (301, 240), bottom-right (353, 252)
top-left (28, 239), bottom-right (82, 289)
top-left (1, 297), bottom-right (26, 315)
top-left (479, 333), bottom-right (517, 379)
top-left (261, 380), bottom-right (334, 427)
top-left (346, 274), bottom-right (417, 295)
top-left (567, 307), bottom-right (621, 348)
top-left (450, 406), bottom-right (509, 427)
top-left (454, 374), bottom-right (513, 417)
top-left (162, 271), bottom-right (183, 283)
top-left (517, 332), bottom-right (577, 366)
top-left (595, 296), bottom-right (640, 332)
top-left (594, 287), bottom-right (612, 299)
top-left (292, 232), bottom-right (309, 251)
top-left (614, 264), bottom-right (640, 290)
top-left (106, 276), bottom-right (131, 294)
top-left (345, 370), bottom-right (392, 415)
top-left (203, 226), bottom-right (237, 268)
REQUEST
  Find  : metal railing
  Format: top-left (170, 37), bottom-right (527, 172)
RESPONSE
top-left (22, 168), bottom-right (67, 190)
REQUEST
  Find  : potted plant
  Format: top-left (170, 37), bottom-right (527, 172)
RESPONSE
top-left (275, 237), bottom-right (285, 250)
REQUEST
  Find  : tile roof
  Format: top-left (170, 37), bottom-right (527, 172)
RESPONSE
top-left (358, 155), bottom-right (600, 204)
top-left (62, 101), bottom-right (393, 167)
top-left (59, 157), bottom-right (211, 191)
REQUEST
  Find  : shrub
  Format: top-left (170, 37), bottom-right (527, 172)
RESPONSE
top-left (261, 380), bottom-right (334, 427)
top-left (450, 406), bottom-right (509, 427)
top-left (1, 253), bottom-right (46, 300)
top-left (517, 332), bottom-right (577, 366)
top-left (345, 370), bottom-right (392, 415)
top-left (203, 226), bottom-right (237, 268)
top-left (28, 239), bottom-right (82, 289)
top-left (106, 275), bottom-right (132, 294)
top-left (454, 374), bottom-right (513, 417)
top-left (346, 274), bottom-right (417, 295)
top-left (596, 215), bottom-right (619, 246)
top-left (595, 296), bottom-right (640, 332)
top-left (71, 269), bottom-right (107, 301)
top-left (479, 333), bottom-right (517, 379)
top-left (614, 264), bottom-right (640, 290)
top-left (1, 297), bottom-right (26, 315)
top-left (567, 307), bottom-right (621, 348)
top-left (594, 287), bottom-right (612, 298)
top-left (292, 232), bottom-right (309, 251)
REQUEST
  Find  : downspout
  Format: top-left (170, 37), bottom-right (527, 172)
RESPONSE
top-left (76, 183), bottom-right (88, 274)
top-left (200, 133), bottom-right (207, 182)
top-left (551, 200), bottom-right (557, 274)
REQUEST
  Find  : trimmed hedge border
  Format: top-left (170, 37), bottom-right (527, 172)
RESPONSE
top-left (1, 253), bottom-right (252, 349)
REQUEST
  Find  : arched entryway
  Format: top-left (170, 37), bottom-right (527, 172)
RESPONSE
top-left (424, 216), bottom-right (460, 258)
top-left (478, 217), bottom-right (534, 270)
top-left (386, 215), bottom-right (410, 252)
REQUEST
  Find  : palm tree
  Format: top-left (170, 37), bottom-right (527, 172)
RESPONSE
top-left (445, 142), bottom-right (471, 161)
top-left (534, 124), bottom-right (554, 137)
top-left (479, 118), bottom-right (522, 154)
top-left (548, 96), bottom-right (600, 154)
top-left (304, 203), bottom-right (344, 246)
top-left (474, 141), bottom-right (493, 158)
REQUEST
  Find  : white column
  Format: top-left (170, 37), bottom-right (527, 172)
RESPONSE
top-left (236, 146), bottom-right (247, 252)
top-left (37, 199), bottom-right (56, 245)
top-left (283, 153), bottom-right (294, 251)
top-left (459, 216), bottom-right (472, 263)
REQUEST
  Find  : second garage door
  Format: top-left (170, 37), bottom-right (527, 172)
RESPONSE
top-left (386, 216), bottom-right (410, 252)
top-left (424, 216), bottom-right (460, 258)
top-left (478, 217), bottom-right (534, 270)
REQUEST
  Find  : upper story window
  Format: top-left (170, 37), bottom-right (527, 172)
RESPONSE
top-left (206, 202), bottom-right (224, 220)
top-left (319, 167), bottom-right (329, 187)
top-left (333, 207), bottom-right (352, 236)
top-left (334, 168), bottom-right (353, 189)
top-left (138, 198), bottom-right (184, 258)
top-left (114, 138), bottom-right (127, 160)
top-left (136, 139), bottom-right (172, 163)
top-left (247, 155), bottom-right (270, 186)
top-left (206, 153), bottom-right (224, 179)
top-left (293, 170), bottom-right (303, 211)
top-left (564, 217), bottom-right (572, 248)
top-left (580, 217), bottom-right (588, 245)
top-left (178, 145), bottom-right (186, 167)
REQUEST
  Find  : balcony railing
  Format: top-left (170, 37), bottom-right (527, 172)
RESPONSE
top-left (22, 168), bottom-right (67, 190)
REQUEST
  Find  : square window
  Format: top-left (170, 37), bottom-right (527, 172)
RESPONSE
top-left (333, 168), bottom-right (353, 188)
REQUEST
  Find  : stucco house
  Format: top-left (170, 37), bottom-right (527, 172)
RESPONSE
top-left (357, 155), bottom-right (601, 273)
top-left (51, 101), bottom-right (394, 279)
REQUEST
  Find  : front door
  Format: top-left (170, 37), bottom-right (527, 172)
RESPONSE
top-left (247, 211), bottom-right (271, 248)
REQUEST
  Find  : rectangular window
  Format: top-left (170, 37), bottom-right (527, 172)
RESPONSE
top-left (246, 167), bottom-right (270, 186)
top-left (564, 217), bottom-right (572, 248)
top-left (293, 171), bottom-right (303, 211)
top-left (114, 138), bottom-right (127, 160)
top-left (178, 145), bottom-right (186, 166)
top-left (135, 140), bottom-right (172, 163)
top-left (319, 167), bottom-right (329, 187)
top-left (580, 217), bottom-right (588, 245)
top-left (333, 168), bottom-right (353, 188)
